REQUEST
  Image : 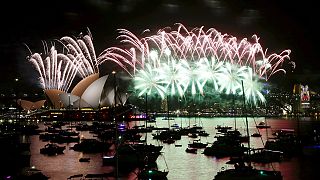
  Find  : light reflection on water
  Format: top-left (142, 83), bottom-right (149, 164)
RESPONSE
top-left (29, 117), bottom-right (318, 180)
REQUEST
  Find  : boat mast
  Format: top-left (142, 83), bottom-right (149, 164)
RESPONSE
top-left (145, 93), bottom-right (148, 128)
top-left (167, 94), bottom-right (170, 128)
top-left (145, 93), bottom-right (148, 144)
top-left (112, 71), bottom-right (119, 179)
top-left (241, 80), bottom-right (251, 167)
top-left (233, 94), bottom-right (236, 130)
top-left (179, 98), bottom-right (183, 128)
top-left (265, 103), bottom-right (269, 139)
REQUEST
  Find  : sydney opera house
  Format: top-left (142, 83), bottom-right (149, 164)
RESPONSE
top-left (18, 73), bottom-right (133, 121)
top-left (45, 73), bottom-right (128, 109)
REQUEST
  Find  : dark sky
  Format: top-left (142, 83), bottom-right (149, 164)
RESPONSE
top-left (0, 0), bottom-right (318, 93)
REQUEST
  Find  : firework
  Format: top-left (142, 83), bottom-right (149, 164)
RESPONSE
top-left (242, 67), bottom-right (266, 105)
top-left (134, 63), bottom-right (167, 99)
top-left (60, 28), bottom-right (99, 78)
top-left (28, 46), bottom-right (80, 92)
top-left (197, 57), bottom-right (224, 91)
top-left (98, 23), bottom-right (291, 80)
top-left (218, 62), bottom-right (248, 95)
top-left (27, 29), bottom-right (101, 93)
top-left (157, 52), bottom-right (188, 97)
top-left (99, 24), bottom-right (291, 105)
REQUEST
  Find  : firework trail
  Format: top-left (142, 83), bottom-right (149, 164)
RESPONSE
top-left (60, 28), bottom-right (99, 78)
top-left (98, 23), bottom-right (291, 80)
top-left (28, 46), bottom-right (80, 92)
top-left (27, 28), bottom-right (103, 93)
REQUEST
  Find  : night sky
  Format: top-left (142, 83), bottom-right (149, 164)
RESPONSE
top-left (0, 0), bottom-right (318, 93)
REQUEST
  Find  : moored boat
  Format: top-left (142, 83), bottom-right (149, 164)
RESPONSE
top-left (256, 121), bottom-right (271, 129)
top-left (40, 143), bottom-right (65, 156)
top-left (138, 165), bottom-right (168, 180)
top-left (214, 165), bottom-right (282, 180)
top-left (185, 148), bottom-right (197, 154)
top-left (79, 157), bottom-right (90, 162)
top-left (188, 139), bottom-right (208, 148)
top-left (214, 81), bottom-right (283, 179)
top-left (251, 132), bottom-right (262, 137)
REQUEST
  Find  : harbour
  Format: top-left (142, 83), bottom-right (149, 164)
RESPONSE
top-left (20, 116), bottom-right (320, 179)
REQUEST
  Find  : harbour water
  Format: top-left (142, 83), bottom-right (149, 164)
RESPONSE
top-left (29, 116), bottom-right (320, 180)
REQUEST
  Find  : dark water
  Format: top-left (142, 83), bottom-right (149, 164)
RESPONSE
top-left (29, 117), bottom-right (320, 180)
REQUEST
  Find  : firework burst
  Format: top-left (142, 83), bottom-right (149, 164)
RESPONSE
top-left (218, 62), bottom-right (248, 95)
top-left (99, 23), bottom-right (291, 79)
top-left (28, 46), bottom-right (80, 92)
top-left (60, 29), bottom-right (99, 78)
top-left (157, 56), bottom-right (187, 97)
top-left (241, 67), bottom-right (266, 106)
top-left (99, 24), bottom-right (292, 105)
top-left (133, 63), bottom-right (167, 99)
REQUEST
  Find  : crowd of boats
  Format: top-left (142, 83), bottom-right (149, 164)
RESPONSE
top-left (1, 114), bottom-right (320, 179)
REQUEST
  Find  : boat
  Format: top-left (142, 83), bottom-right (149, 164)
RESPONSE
top-left (79, 157), bottom-right (90, 162)
top-left (17, 166), bottom-right (49, 180)
top-left (84, 173), bottom-right (114, 179)
top-left (162, 117), bottom-right (175, 120)
top-left (191, 124), bottom-right (203, 130)
top-left (152, 129), bottom-right (181, 141)
top-left (198, 130), bottom-right (210, 137)
top-left (163, 137), bottom-right (175, 144)
top-left (264, 128), bottom-right (300, 158)
top-left (147, 116), bottom-right (157, 123)
top-left (71, 138), bottom-right (111, 153)
top-left (103, 143), bottom-right (162, 170)
top-left (188, 132), bottom-right (198, 138)
top-left (244, 148), bottom-right (284, 163)
top-left (215, 125), bottom-right (233, 133)
top-left (170, 123), bottom-right (180, 129)
top-left (40, 143), bottom-right (65, 156)
top-left (214, 81), bottom-right (283, 180)
top-left (215, 129), bottom-right (249, 143)
top-left (188, 139), bottom-right (208, 148)
top-left (185, 148), bottom-right (197, 154)
top-left (214, 165), bottom-right (282, 180)
top-left (256, 121), bottom-right (271, 129)
top-left (138, 165), bottom-right (169, 180)
top-left (203, 138), bottom-right (247, 158)
top-left (251, 132), bottom-right (262, 137)
top-left (205, 129), bottom-right (249, 158)
top-left (67, 174), bottom-right (83, 179)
